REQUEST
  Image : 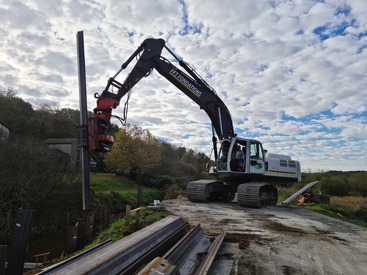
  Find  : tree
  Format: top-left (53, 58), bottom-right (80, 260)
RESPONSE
top-left (0, 88), bottom-right (35, 136)
top-left (105, 125), bottom-right (161, 176)
top-left (0, 89), bottom-right (82, 139)
top-left (104, 125), bottom-right (161, 205)
top-left (156, 142), bottom-right (181, 176)
top-left (31, 105), bottom-right (79, 139)
top-left (0, 137), bottom-right (80, 242)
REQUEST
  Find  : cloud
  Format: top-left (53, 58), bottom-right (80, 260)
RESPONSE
top-left (0, 0), bottom-right (366, 172)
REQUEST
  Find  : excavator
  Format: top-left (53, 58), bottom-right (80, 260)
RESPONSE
top-left (89, 38), bottom-right (301, 207)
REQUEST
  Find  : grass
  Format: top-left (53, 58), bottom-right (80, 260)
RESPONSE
top-left (90, 173), bottom-right (165, 207)
top-left (81, 173), bottom-right (171, 249)
top-left (85, 207), bottom-right (171, 249)
top-left (90, 174), bottom-right (141, 193)
top-left (307, 196), bottom-right (367, 227)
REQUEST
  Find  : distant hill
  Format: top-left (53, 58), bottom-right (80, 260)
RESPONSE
top-left (0, 89), bottom-right (86, 140)
top-left (325, 170), bottom-right (367, 176)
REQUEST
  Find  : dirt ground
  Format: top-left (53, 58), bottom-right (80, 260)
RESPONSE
top-left (162, 197), bottom-right (367, 275)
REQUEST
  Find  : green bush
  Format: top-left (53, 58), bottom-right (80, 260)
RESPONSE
top-left (92, 188), bottom-right (165, 214)
top-left (319, 176), bottom-right (349, 196)
top-left (145, 175), bottom-right (174, 188)
top-left (354, 205), bottom-right (367, 222)
top-left (0, 137), bottom-right (81, 241)
top-left (86, 207), bottom-right (171, 248)
top-left (348, 172), bottom-right (367, 197)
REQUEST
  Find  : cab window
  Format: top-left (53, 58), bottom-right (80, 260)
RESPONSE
top-left (250, 142), bottom-right (264, 160)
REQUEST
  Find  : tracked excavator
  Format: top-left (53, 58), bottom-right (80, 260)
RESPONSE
top-left (89, 38), bottom-right (301, 207)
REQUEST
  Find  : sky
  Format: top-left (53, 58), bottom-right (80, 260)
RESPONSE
top-left (1, 0), bottom-right (366, 172)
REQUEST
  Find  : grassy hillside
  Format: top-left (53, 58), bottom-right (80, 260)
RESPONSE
top-left (90, 173), bottom-right (165, 211)
top-left (91, 174), bottom-right (142, 193)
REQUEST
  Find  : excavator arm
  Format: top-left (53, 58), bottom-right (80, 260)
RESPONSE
top-left (90, 38), bottom-right (235, 155)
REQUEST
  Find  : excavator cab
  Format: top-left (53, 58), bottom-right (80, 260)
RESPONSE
top-left (216, 137), bottom-right (265, 176)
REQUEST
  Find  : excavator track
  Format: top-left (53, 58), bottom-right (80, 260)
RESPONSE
top-left (187, 181), bottom-right (278, 207)
top-left (186, 180), bottom-right (235, 202)
top-left (237, 183), bottom-right (278, 208)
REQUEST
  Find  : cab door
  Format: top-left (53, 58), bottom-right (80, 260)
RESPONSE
top-left (217, 140), bottom-right (231, 171)
top-left (249, 141), bottom-right (265, 174)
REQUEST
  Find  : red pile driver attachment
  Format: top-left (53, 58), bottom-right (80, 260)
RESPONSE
top-left (88, 117), bottom-right (114, 152)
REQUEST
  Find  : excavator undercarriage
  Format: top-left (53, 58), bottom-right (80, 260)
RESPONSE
top-left (186, 180), bottom-right (278, 208)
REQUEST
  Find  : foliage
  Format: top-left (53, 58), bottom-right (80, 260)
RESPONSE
top-left (277, 186), bottom-right (297, 203)
top-left (318, 176), bottom-right (349, 196)
top-left (0, 88), bottom-right (34, 136)
top-left (0, 88), bottom-right (80, 139)
top-left (0, 137), bottom-right (81, 242)
top-left (279, 187), bottom-right (367, 227)
top-left (164, 185), bottom-right (182, 200)
top-left (86, 207), bottom-right (170, 246)
top-left (92, 218), bottom-right (128, 243)
top-left (348, 172), bottom-right (367, 197)
top-left (105, 125), bottom-right (161, 180)
top-left (305, 196), bottom-right (367, 227)
top-left (156, 142), bottom-right (211, 181)
top-left (31, 105), bottom-right (80, 139)
top-left (329, 196), bottom-right (367, 222)
top-left (90, 174), bottom-right (165, 211)
top-left (0, 88), bottom-right (213, 193)
top-left (144, 174), bottom-right (174, 189)
top-left (90, 174), bottom-right (138, 193)
top-left (298, 172), bottom-right (325, 186)
top-left (298, 171), bottom-right (366, 197)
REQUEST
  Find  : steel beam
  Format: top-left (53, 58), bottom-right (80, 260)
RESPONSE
top-left (76, 30), bottom-right (91, 210)
top-left (283, 181), bottom-right (319, 204)
top-left (6, 209), bottom-right (34, 275)
top-left (40, 216), bottom-right (186, 274)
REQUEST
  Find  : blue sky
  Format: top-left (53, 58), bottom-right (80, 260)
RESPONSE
top-left (0, 0), bottom-right (366, 172)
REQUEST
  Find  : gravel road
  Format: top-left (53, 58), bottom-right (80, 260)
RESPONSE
top-left (163, 197), bottom-right (367, 275)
